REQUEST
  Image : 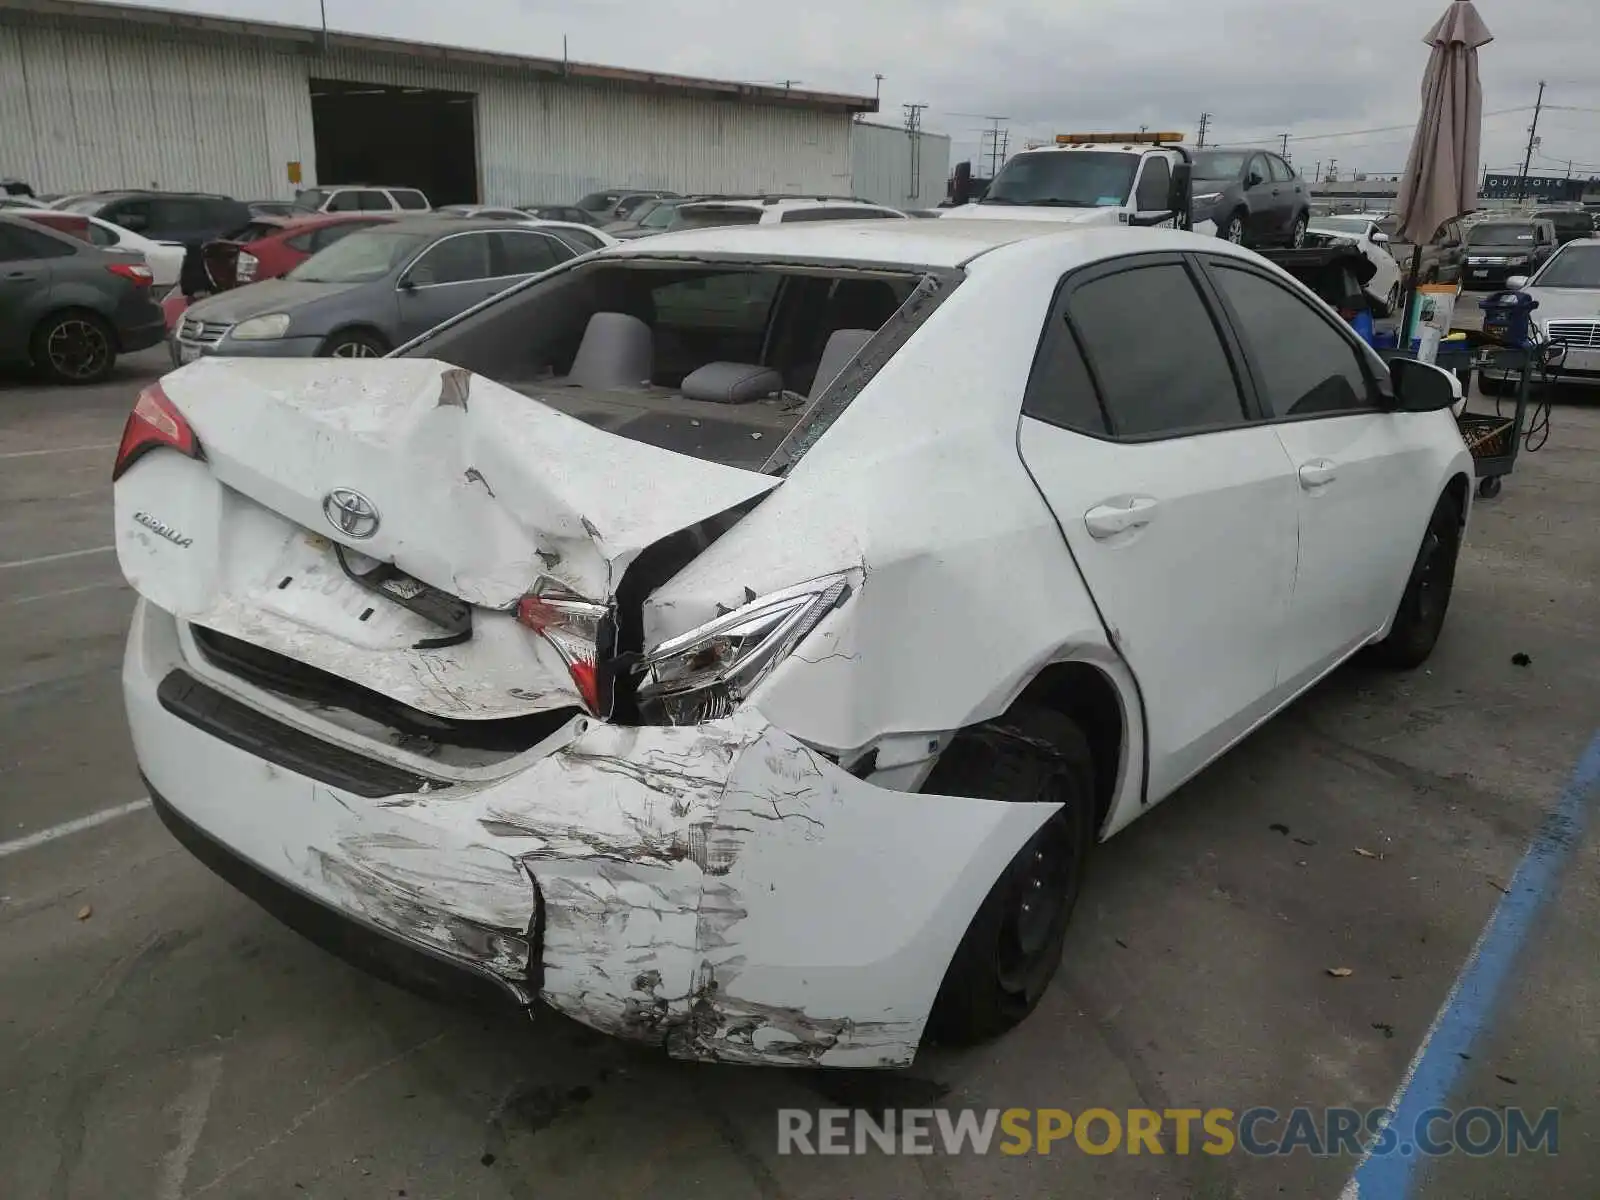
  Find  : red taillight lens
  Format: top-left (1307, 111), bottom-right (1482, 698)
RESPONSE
top-left (107, 262), bottom-right (154, 287)
top-left (515, 589), bottom-right (608, 714)
top-left (112, 383), bottom-right (201, 481)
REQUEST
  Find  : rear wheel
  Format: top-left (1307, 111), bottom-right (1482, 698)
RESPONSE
top-left (1368, 494), bottom-right (1461, 668)
top-left (924, 708), bottom-right (1096, 1045)
top-left (32, 310), bottom-right (116, 385)
top-left (1383, 283), bottom-right (1401, 316)
top-left (319, 330), bottom-right (389, 358)
top-left (1289, 212), bottom-right (1308, 248)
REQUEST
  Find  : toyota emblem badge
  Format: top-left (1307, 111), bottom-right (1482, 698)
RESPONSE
top-left (322, 488), bottom-right (380, 539)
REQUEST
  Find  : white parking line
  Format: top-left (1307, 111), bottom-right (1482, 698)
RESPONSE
top-left (0, 443), bottom-right (116, 460)
top-left (0, 545), bottom-right (115, 571)
top-left (0, 800), bottom-right (152, 859)
top-left (3, 580), bottom-right (129, 607)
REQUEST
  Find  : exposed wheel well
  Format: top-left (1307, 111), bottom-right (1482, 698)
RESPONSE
top-left (1009, 662), bottom-right (1125, 833)
top-left (1444, 472), bottom-right (1470, 525)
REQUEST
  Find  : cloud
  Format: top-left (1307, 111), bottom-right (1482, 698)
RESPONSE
top-left (126, 0), bottom-right (1600, 178)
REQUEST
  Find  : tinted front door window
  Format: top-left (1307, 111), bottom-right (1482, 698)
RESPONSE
top-left (1208, 265), bottom-right (1374, 417)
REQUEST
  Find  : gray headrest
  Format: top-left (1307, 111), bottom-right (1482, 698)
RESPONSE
top-left (567, 312), bottom-right (653, 389)
top-left (809, 328), bottom-right (873, 399)
top-left (680, 361), bottom-right (783, 405)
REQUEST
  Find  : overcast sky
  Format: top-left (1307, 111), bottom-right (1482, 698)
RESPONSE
top-left (127, 0), bottom-right (1600, 182)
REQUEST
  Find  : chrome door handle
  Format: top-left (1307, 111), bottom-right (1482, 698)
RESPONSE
top-left (1085, 497), bottom-right (1159, 538)
top-left (1299, 460), bottom-right (1338, 489)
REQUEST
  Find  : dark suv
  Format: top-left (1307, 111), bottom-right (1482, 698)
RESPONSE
top-left (55, 191), bottom-right (252, 244)
top-left (1533, 208), bottom-right (1596, 246)
top-left (55, 191), bottom-right (254, 298)
top-left (1462, 218), bottom-right (1558, 289)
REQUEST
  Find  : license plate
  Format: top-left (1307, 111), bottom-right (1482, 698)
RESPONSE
top-left (1472, 269), bottom-right (1488, 278)
top-left (178, 343), bottom-right (200, 364)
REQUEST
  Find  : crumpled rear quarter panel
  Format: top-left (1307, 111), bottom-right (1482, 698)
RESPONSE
top-left (126, 601), bottom-right (1056, 1068)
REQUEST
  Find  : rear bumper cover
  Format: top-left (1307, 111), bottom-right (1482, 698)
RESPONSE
top-left (125, 599), bottom-right (1055, 1067)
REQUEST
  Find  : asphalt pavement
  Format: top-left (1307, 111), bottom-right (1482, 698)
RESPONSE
top-left (2, 346), bottom-right (1596, 1199)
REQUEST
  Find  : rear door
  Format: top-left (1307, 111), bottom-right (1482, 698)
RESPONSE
top-left (395, 230), bottom-right (499, 340)
top-left (0, 222), bottom-right (61, 360)
top-left (1015, 252), bottom-right (1301, 800)
top-left (1268, 155), bottom-right (1303, 236)
top-left (1198, 254), bottom-right (1439, 690)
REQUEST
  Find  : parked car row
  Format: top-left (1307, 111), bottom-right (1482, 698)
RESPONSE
top-left (6, 176), bottom-right (921, 382)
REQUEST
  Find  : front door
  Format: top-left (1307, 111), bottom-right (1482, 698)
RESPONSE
top-left (1015, 254), bottom-right (1301, 801)
top-left (1199, 255), bottom-right (1442, 692)
top-left (396, 231), bottom-right (502, 341)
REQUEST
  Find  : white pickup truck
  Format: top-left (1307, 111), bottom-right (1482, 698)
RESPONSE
top-left (942, 132), bottom-right (1214, 236)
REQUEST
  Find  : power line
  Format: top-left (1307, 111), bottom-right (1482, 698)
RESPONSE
top-left (1217, 106), bottom-right (1535, 147)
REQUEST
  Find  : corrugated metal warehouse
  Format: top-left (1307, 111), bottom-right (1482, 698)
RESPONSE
top-left (0, 0), bottom-right (876, 206)
top-left (850, 120), bottom-right (950, 210)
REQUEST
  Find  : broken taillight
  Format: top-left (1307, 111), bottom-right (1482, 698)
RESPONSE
top-left (515, 584), bottom-right (611, 715)
top-left (111, 382), bottom-right (202, 481)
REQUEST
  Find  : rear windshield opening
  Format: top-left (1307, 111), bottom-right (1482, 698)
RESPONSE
top-left (669, 205), bottom-right (764, 230)
top-left (409, 259), bottom-right (946, 471)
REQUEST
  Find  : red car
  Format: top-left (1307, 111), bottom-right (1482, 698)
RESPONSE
top-left (162, 212), bottom-right (399, 330)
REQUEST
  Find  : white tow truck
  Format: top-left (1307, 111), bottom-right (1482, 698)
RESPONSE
top-left (942, 131), bottom-right (1213, 235)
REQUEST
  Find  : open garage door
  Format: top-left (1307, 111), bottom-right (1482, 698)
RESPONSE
top-left (309, 79), bottom-right (479, 206)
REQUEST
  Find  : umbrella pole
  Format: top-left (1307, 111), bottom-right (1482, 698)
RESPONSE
top-left (1399, 245), bottom-right (1424, 350)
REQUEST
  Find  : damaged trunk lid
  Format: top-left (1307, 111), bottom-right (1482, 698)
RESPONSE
top-left (114, 358), bottom-right (778, 721)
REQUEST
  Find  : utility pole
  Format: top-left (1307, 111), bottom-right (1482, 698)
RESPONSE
top-left (319, 0), bottom-right (328, 54)
top-left (1313, 159), bottom-right (1322, 183)
top-left (1327, 158), bottom-right (1338, 181)
top-left (980, 116), bottom-right (1008, 179)
top-left (902, 103), bottom-right (927, 203)
top-left (1280, 132), bottom-right (1291, 159)
top-left (1196, 112), bottom-right (1211, 147)
top-left (1516, 80), bottom-right (1546, 202)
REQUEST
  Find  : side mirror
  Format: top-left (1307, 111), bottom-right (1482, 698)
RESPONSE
top-left (1388, 357), bottom-right (1460, 413)
top-left (1371, 231), bottom-right (1390, 245)
top-left (1505, 275), bottom-right (1529, 292)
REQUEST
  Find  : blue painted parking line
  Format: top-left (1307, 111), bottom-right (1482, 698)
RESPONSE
top-left (1340, 730), bottom-right (1600, 1200)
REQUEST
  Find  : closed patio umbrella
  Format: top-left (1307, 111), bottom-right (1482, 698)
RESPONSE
top-left (1392, 0), bottom-right (1493, 345)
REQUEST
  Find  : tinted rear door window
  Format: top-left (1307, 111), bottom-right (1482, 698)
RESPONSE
top-left (1066, 261), bottom-right (1245, 437)
top-left (357, 190), bottom-right (393, 212)
top-left (492, 231), bottom-right (564, 276)
top-left (391, 190), bottom-right (429, 211)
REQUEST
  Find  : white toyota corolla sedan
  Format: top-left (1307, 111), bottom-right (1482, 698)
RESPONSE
top-left (114, 219), bottom-right (1473, 1068)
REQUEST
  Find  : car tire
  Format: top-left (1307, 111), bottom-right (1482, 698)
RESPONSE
top-left (1289, 212), bottom-right (1308, 248)
top-left (1221, 211), bottom-right (1247, 245)
top-left (1422, 267), bottom-right (1440, 285)
top-left (1383, 283), bottom-right (1401, 316)
top-left (1368, 493), bottom-right (1462, 669)
top-left (31, 309), bottom-right (117, 385)
top-left (319, 330), bottom-right (389, 358)
top-left (1477, 373), bottom-right (1507, 397)
top-left (923, 707), bottom-right (1097, 1046)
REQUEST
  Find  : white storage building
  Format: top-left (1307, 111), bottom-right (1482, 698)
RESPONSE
top-left (0, 0), bottom-right (875, 206)
top-left (850, 119), bottom-right (950, 211)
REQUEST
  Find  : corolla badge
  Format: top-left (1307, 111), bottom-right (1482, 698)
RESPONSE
top-left (133, 511), bottom-right (193, 549)
top-left (322, 488), bottom-right (380, 539)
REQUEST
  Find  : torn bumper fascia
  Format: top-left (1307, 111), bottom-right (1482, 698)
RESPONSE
top-left (125, 599), bottom-right (1058, 1067)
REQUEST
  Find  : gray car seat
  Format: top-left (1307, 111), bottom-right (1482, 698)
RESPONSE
top-left (566, 312), bottom-right (653, 389)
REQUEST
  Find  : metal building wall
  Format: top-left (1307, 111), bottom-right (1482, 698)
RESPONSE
top-left (0, 11), bottom-right (855, 203)
top-left (850, 120), bottom-right (952, 209)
